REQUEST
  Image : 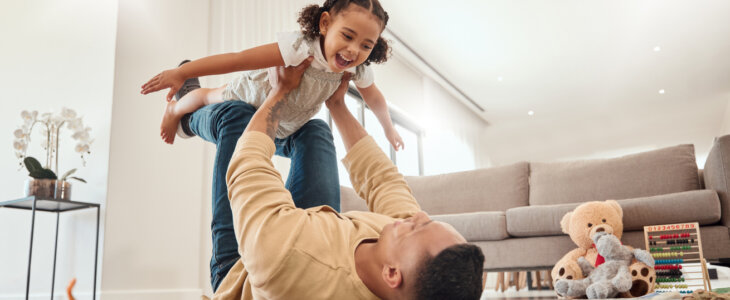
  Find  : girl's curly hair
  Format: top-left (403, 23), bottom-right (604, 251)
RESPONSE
top-left (297, 0), bottom-right (390, 65)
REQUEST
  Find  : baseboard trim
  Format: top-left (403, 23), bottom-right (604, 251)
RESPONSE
top-left (0, 288), bottom-right (204, 300)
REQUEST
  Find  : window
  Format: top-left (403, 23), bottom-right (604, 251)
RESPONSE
top-left (322, 87), bottom-right (424, 187)
top-left (394, 124), bottom-right (420, 176)
top-left (364, 107), bottom-right (392, 157)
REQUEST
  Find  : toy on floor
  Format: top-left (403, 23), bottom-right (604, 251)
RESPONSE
top-left (551, 200), bottom-right (657, 298)
top-left (644, 222), bottom-right (712, 295)
top-left (66, 278), bottom-right (76, 300)
top-left (555, 231), bottom-right (655, 298)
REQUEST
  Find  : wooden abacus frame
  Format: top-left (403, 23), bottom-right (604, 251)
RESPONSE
top-left (644, 222), bottom-right (711, 294)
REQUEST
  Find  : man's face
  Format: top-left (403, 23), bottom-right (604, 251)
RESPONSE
top-left (379, 211), bottom-right (467, 276)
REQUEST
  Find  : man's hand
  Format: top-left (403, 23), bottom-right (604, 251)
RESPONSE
top-left (245, 58), bottom-right (313, 140)
top-left (325, 72), bottom-right (352, 110)
top-left (141, 68), bottom-right (186, 102)
top-left (267, 57), bottom-right (313, 95)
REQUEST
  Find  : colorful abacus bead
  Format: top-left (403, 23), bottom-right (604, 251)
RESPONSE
top-left (654, 264), bottom-right (682, 270)
top-left (656, 269), bottom-right (683, 277)
top-left (656, 259), bottom-right (684, 264)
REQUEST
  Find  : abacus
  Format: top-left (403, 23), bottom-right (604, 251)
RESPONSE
top-left (644, 222), bottom-right (711, 295)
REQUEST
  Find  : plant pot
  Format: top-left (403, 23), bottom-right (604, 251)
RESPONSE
top-left (24, 179), bottom-right (72, 200)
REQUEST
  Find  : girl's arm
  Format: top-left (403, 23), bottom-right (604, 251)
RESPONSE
top-left (357, 83), bottom-right (404, 151)
top-left (141, 43), bottom-right (286, 101)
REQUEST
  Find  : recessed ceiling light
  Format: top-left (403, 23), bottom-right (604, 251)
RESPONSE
top-left (654, 46), bottom-right (661, 52)
top-left (527, 110), bottom-right (534, 116)
top-left (659, 89), bottom-right (665, 94)
top-left (498, 76), bottom-right (504, 82)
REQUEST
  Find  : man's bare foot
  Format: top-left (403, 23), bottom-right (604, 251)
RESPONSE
top-left (161, 101), bottom-right (182, 144)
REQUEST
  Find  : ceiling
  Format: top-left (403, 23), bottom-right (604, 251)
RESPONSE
top-left (381, 0), bottom-right (730, 165)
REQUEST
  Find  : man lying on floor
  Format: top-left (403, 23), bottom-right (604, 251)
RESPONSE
top-left (215, 62), bottom-right (485, 300)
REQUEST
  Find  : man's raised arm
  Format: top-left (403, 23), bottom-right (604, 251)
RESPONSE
top-left (326, 74), bottom-right (420, 218)
top-left (224, 59), bottom-right (312, 284)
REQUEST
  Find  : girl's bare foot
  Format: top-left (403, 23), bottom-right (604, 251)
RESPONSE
top-left (161, 101), bottom-right (182, 144)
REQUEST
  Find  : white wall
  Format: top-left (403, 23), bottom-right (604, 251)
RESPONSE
top-left (479, 94), bottom-right (723, 169)
top-left (721, 99), bottom-right (730, 135)
top-left (0, 0), bottom-right (118, 298)
top-left (102, 0), bottom-right (209, 299)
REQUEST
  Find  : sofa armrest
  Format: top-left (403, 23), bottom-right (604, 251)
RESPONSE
top-left (704, 135), bottom-right (730, 228)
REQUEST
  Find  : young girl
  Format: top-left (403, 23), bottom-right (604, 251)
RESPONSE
top-left (141, 0), bottom-right (404, 150)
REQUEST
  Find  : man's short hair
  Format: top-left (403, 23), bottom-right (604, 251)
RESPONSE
top-left (414, 244), bottom-right (485, 300)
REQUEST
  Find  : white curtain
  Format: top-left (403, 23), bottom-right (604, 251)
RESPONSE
top-left (207, 0), bottom-right (315, 85)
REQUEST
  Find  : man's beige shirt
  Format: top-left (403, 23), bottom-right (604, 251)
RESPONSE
top-left (213, 131), bottom-right (421, 299)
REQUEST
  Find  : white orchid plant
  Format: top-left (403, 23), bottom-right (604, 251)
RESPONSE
top-left (13, 107), bottom-right (92, 183)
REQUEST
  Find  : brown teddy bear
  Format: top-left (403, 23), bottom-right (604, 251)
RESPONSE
top-left (550, 200), bottom-right (656, 298)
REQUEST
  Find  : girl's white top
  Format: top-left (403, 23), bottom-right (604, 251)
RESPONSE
top-left (222, 31), bottom-right (374, 138)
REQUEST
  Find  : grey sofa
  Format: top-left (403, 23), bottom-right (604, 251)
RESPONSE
top-left (340, 135), bottom-right (730, 272)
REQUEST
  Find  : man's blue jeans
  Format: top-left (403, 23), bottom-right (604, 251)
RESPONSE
top-left (188, 101), bottom-right (341, 291)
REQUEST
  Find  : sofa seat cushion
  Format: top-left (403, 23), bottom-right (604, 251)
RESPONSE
top-left (431, 211), bottom-right (508, 241)
top-left (506, 190), bottom-right (721, 237)
top-left (529, 144), bottom-right (700, 206)
top-left (405, 162), bottom-right (529, 215)
top-left (621, 190), bottom-right (721, 231)
top-left (506, 203), bottom-right (577, 237)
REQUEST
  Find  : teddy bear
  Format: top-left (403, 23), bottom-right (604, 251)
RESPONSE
top-left (555, 231), bottom-right (655, 298)
top-left (550, 200), bottom-right (656, 298)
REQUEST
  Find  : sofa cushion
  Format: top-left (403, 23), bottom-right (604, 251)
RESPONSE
top-left (529, 144), bottom-right (700, 206)
top-left (621, 190), bottom-right (721, 231)
top-left (340, 186), bottom-right (368, 212)
top-left (506, 203), bottom-right (577, 237)
top-left (405, 162), bottom-right (529, 215)
top-left (506, 190), bottom-right (721, 237)
top-left (431, 212), bottom-right (508, 241)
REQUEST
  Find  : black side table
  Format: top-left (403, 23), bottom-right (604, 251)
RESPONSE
top-left (0, 196), bottom-right (100, 300)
